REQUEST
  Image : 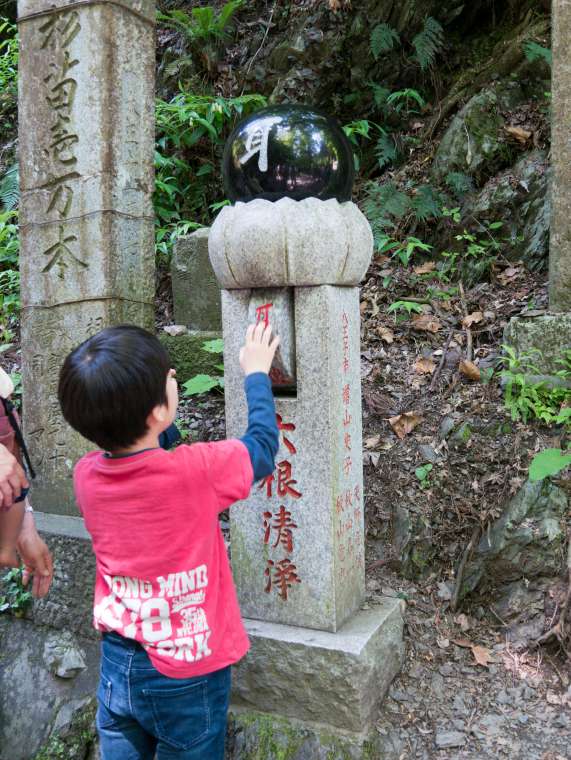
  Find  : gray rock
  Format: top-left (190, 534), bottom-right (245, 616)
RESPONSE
top-left (51, 696), bottom-right (94, 737)
top-left (461, 480), bottom-right (568, 598)
top-left (435, 730), bottom-right (466, 748)
top-left (504, 314), bottom-right (571, 374)
top-left (432, 85), bottom-right (524, 183)
top-left (163, 324), bottom-right (187, 337)
top-left (467, 151), bottom-right (550, 269)
top-left (44, 632), bottom-right (87, 679)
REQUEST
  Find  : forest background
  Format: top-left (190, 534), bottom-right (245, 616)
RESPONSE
top-left (0, 1), bottom-right (570, 757)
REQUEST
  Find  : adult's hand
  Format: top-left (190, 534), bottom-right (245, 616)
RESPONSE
top-left (17, 511), bottom-right (53, 598)
top-left (0, 443), bottom-right (28, 508)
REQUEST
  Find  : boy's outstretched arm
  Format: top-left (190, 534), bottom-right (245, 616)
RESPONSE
top-left (239, 323), bottom-right (280, 481)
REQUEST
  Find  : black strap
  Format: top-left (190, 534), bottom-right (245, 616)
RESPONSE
top-left (0, 397), bottom-right (36, 480)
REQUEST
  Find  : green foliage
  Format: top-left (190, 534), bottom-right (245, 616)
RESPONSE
top-left (0, 567), bottom-right (32, 617)
top-left (0, 18), bottom-right (18, 134)
top-left (0, 164), bottom-right (18, 211)
top-left (411, 185), bottom-right (441, 222)
top-left (154, 92), bottom-right (265, 261)
top-left (523, 41), bottom-right (552, 67)
top-left (370, 23), bottom-right (400, 59)
top-left (0, 210), bottom-right (20, 322)
top-left (388, 300), bottom-right (424, 317)
top-left (500, 347), bottom-right (571, 426)
top-left (157, 1), bottom-right (243, 43)
top-left (445, 171), bottom-right (474, 198)
top-left (394, 236), bottom-right (432, 266)
top-left (386, 88), bottom-right (425, 114)
top-left (412, 17), bottom-right (445, 70)
top-left (182, 339), bottom-right (224, 396)
top-left (440, 221), bottom-right (502, 283)
top-left (529, 448), bottom-right (571, 482)
top-left (415, 463), bottom-right (433, 488)
top-left (374, 133), bottom-right (398, 169)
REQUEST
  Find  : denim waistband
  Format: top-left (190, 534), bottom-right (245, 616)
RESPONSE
top-left (102, 631), bottom-right (143, 651)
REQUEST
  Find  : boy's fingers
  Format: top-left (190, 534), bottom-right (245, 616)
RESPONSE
top-left (0, 481), bottom-right (14, 508)
top-left (245, 324), bottom-right (255, 343)
top-left (269, 334), bottom-right (280, 354)
top-left (261, 324), bottom-right (273, 346)
top-left (253, 321), bottom-right (265, 343)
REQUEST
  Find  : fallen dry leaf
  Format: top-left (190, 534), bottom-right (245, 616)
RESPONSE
top-left (497, 266), bottom-right (522, 285)
top-left (378, 326), bottom-right (395, 344)
top-left (452, 638), bottom-right (474, 649)
top-left (414, 261), bottom-right (436, 275)
top-left (504, 125), bottom-right (532, 144)
top-left (411, 314), bottom-right (442, 333)
top-left (459, 359), bottom-right (481, 381)
top-left (471, 644), bottom-right (493, 667)
top-left (461, 311), bottom-right (483, 328)
top-left (364, 434), bottom-right (381, 449)
top-left (414, 357), bottom-right (436, 375)
top-left (389, 411), bottom-right (423, 439)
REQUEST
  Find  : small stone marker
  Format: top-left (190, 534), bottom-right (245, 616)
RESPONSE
top-left (172, 228), bottom-right (222, 331)
top-left (18, 0), bottom-right (155, 513)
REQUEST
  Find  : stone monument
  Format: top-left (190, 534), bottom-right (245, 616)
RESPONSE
top-left (504, 0), bottom-right (571, 368)
top-left (210, 106), bottom-right (404, 756)
top-left (18, 0), bottom-right (155, 514)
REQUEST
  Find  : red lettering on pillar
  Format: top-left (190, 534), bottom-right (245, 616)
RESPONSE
top-left (255, 302), bottom-right (273, 326)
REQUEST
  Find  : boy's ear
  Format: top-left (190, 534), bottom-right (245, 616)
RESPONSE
top-left (148, 403), bottom-right (169, 426)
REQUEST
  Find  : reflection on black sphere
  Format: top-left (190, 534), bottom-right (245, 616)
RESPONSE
top-left (222, 105), bottom-right (354, 203)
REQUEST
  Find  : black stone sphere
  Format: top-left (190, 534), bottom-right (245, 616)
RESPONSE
top-left (222, 105), bottom-right (354, 203)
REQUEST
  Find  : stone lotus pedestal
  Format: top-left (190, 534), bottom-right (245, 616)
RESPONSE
top-left (209, 198), bottom-right (404, 757)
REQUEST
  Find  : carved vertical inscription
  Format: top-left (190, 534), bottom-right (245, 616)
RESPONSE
top-left (38, 10), bottom-right (86, 279)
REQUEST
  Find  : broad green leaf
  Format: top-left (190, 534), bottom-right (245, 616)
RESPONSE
top-left (182, 374), bottom-right (221, 396)
top-left (529, 448), bottom-right (571, 482)
top-left (201, 338), bottom-right (224, 354)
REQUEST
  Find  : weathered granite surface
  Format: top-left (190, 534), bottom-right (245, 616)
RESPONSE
top-left (0, 617), bottom-right (99, 760)
top-left (550, 0), bottom-right (571, 311)
top-left (232, 601), bottom-right (405, 733)
top-left (503, 314), bottom-right (571, 373)
top-left (172, 229), bottom-right (222, 331)
top-left (209, 198), bottom-right (373, 288)
top-left (17, 0), bottom-right (155, 514)
top-left (223, 286), bottom-right (366, 632)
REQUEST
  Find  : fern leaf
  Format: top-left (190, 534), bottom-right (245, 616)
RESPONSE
top-left (369, 83), bottom-right (391, 111)
top-left (523, 41), bottom-right (552, 67)
top-left (411, 185), bottom-right (441, 222)
top-left (445, 171), bottom-right (473, 197)
top-left (0, 165), bottom-right (19, 211)
top-left (218, 0), bottom-right (243, 31)
top-left (412, 17), bottom-right (444, 70)
top-left (370, 23), bottom-right (400, 59)
top-left (375, 133), bottom-right (398, 169)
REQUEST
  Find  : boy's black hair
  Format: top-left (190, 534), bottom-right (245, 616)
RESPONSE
top-left (58, 325), bottom-right (171, 452)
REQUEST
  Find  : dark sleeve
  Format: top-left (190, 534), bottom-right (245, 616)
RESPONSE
top-left (240, 372), bottom-right (279, 481)
top-left (159, 423), bottom-right (181, 450)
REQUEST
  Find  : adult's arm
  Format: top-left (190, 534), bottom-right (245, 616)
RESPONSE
top-left (0, 443), bottom-right (28, 508)
top-left (17, 507), bottom-right (53, 598)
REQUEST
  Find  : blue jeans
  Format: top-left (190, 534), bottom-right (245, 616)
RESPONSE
top-left (97, 632), bottom-right (231, 760)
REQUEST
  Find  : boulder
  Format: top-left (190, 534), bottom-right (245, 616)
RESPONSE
top-left (461, 480), bottom-right (568, 598)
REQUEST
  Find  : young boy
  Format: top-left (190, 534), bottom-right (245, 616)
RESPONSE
top-left (58, 322), bottom-right (280, 760)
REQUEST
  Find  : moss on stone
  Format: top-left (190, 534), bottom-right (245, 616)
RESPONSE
top-left (32, 700), bottom-right (96, 760)
top-left (159, 331), bottom-right (222, 384)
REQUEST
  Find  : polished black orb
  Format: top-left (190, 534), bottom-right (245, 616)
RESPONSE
top-left (222, 105), bottom-right (355, 203)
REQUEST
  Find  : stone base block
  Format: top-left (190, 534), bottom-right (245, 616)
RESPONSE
top-left (159, 330), bottom-right (222, 384)
top-left (226, 709), bottom-right (401, 760)
top-left (232, 600), bottom-right (405, 735)
top-left (504, 314), bottom-right (571, 373)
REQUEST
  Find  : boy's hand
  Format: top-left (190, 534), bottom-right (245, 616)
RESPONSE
top-left (240, 323), bottom-right (280, 376)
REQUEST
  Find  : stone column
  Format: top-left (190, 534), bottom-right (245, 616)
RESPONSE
top-left (17, 0), bottom-right (155, 514)
top-left (210, 197), bottom-right (404, 756)
top-left (550, 0), bottom-right (571, 312)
